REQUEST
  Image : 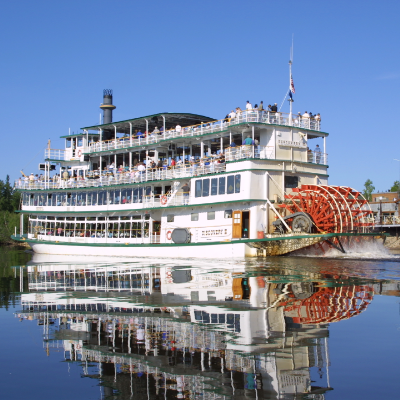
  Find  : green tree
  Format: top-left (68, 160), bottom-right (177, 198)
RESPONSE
top-left (390, 180), bottom-right (400, 192)
top-left (0, 175), bottom-right (16, 212)
top-left (363, 179), bottom-right (375, 201)
top-left (0, 175), bottom-right (23, 244)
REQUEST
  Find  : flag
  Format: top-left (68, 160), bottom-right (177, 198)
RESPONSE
top-left (290, 75), bottom-right (295, 94)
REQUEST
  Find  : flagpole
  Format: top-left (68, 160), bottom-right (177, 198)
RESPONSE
top-left (289, 58), bottom-right (293, 125)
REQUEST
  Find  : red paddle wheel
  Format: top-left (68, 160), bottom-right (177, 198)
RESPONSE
top-left (279, 185), bottom-right (373, 233)
top-left (279, 284), bottom-right (374, 324)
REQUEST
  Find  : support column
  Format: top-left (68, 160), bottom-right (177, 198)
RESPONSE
top-left (20, 213), bottom-right (24, 236)
top-left (129, 122), bottom-right (132, 148)
top-left (252, 125), bottom-right (255, 158)
top-left (129, 151), bottom-right (132, 171)
top-left (220, 137), bottom-right (223, 154)
top-left (200, 142), bottom-right (204, 158)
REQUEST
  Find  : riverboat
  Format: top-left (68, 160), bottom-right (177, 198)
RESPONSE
top-left (12, 88), bottom-right (377, 257)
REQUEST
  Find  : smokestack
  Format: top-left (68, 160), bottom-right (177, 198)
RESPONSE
top-left (100, 89), bottom-right (116, 124)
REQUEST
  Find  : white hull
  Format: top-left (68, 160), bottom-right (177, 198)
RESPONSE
top-left (28, 241), bottom-right (257, 258)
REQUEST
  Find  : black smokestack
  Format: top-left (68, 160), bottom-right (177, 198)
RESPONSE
top-left (100, 89), bottom-right (116, 124)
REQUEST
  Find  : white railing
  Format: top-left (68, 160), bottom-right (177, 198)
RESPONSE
top-left (16, 148), bottom-right (328, 192)
top-left (306, 150), bottom-right (328, 165)
top-left (44, 149), bottom-right (66, 160)
top-left (225, 145), bottom-right (274, 161)
top-left (87, 110), bottom-right (322, 154)
top-left (15, 164), bottom-right (226, 191)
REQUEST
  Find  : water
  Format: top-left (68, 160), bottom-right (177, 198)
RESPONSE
top-left (1, 247), bottom-right (400, 400)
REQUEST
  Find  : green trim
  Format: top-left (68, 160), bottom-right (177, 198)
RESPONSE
top-left (84, 122), bottom-right (328, 156)
top-left (226, 158), bottom-right (329, 168)
top-left (17, 198), bottom-right (267, 214)
top-left (17, 167), bottom-right (328, 193)
top-left (11, 232), bottom-right (383, 248)
top-left (60, 133), bottom-right (99, 139)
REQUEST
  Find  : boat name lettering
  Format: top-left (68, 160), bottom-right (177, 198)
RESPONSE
top-left (278, 139), bottom-right (306, 148)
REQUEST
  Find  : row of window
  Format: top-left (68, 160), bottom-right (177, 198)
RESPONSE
top-left (195, 175), bottom-right (241, 198)
top-left (22, 187), bottom-right (154, 207)
top-left (29, 220), bottom-right (150, 239)
top-left (30, 215), bottom-right (150, 221)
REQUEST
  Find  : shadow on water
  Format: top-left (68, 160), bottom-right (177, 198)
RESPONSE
top-left (0, 246), bottom-right (32, 309)
top-left (2, 251), bottom-right (400, 399)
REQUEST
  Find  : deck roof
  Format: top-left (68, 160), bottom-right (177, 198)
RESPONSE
top-left (81, 112), bottom-right (217, 134)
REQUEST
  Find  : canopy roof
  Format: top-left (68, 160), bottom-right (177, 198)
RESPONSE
top-left (81, 112), bottom-right (216, 135)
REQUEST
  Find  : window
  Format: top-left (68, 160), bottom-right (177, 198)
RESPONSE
top-left (235, 175), bottom-right (241, 193)
top-left (191, 213), bottom-right (199, 221)
top-left (224, 209), bottom-right (232, 218)
top-left (207, 211), bottom-right (215, 220)
top-left (227, 175), bottom-right (234, 194)
top-left (77, 137), bottom-right (83, 147)
top-left (202, 179), bottom-right (210, 197)
top-left (211, 178), bottom-right (218, 195)
top-left (167, 215), bottom-right (174, 222)
top-left (285, 176), bottom-right (299, 189)
top-left (219, 177), bottom-right (225, 195)
top-left (195, 180), bottom-right (202, 198)
top-left (66, 139), bottom-right (71, 148)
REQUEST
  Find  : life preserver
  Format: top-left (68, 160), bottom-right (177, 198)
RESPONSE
top-left (166, 230), bottom-right (172, 241)
top-left (161, 195), bottom-right (168, 205)
top-left (77, 150), bottom-right (82, 157)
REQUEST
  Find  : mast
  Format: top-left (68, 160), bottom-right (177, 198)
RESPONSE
top-left (288, 42), bottom-right (294, 125)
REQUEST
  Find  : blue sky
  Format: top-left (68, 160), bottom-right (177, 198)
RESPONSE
top-left (1, 0), bottom-right (399, 193)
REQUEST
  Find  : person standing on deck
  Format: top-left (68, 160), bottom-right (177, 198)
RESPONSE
top-left (246, 101), bottom-right (252, 111)
top-left (314, 144), bottom-right (321, 163)
top-left (181, 183), bottom-right (190, 204)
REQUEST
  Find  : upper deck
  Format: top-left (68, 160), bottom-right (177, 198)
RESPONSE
top-left (16, 109), bottom-right (327, 192)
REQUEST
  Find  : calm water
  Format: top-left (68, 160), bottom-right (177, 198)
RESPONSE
top-left (1, 247), bottom-right (400, 400)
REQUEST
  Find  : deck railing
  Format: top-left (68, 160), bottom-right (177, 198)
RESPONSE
top-left (15, 164), bottom-right (226, 191)
top-left (17, 145), bottom-right (328, 191)
top-left (86, 110), bottom-right (322, 154)
top-left (44, 149), bottom-right (66, 160)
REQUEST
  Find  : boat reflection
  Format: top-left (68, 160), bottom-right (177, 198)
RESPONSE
top-left (15, 255), bottom-right (400, 399)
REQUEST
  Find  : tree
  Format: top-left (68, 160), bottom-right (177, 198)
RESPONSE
top-left (363, 179), bottom-right (375, 201)
top-left (390, 180), bottom-right (400, 193)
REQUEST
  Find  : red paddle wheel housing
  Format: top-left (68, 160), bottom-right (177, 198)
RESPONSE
top-left (278, 185), bottom-right (373, 233)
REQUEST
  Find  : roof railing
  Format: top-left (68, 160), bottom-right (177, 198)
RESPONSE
top-left (87, 110), bottom-right (321, 154)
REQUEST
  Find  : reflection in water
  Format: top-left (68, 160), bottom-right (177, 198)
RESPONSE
top-left (15, 255), bottom-right (400, 400)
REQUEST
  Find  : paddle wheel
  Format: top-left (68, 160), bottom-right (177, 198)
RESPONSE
top-left (277, 283), bottom-right (374, 324)
top-left (277, 185), bottom-right (373, 234)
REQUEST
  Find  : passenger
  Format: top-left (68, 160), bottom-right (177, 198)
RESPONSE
top-left (170, 158), bottom-right (176, 168)
top-left (136, 130), bottom-right (144, 138)
top-left (181, 183), bottom-right (190, 204)
top-left (242, 136), bottom-right (254, 146)
top-left (224, 114), bottom-right (230, 123)
top-left (152, 126), bottom-right (160, 135)
top-left (245, 101), bottom-right (252, 111)
top-left (258, 101), bottom-right (264, 111)
top-left (271, 103), bottom-right (278, 112)
top-left (314, 144), bottom-right (321, 163)
top-left (175, 124), bottom-right (182, 133)
top-left (315, 113), bottom-right (321, 121)
top-left (229, 110), bottom-right (236, 120)
top-left (302, 111), bottom-right (310, 118)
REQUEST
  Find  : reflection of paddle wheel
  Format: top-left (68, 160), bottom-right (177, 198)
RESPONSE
top-left (279, 284), bottom-right (374, 324)
top-left (278, 185), bottom-right (373, 233)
